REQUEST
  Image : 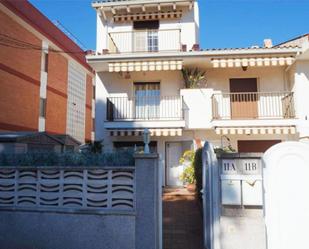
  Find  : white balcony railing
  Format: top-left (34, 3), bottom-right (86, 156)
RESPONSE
top-left (107, 96), bottom-right (184, 121)
top-left (108, 29), bottom-right (181, 53)
top-left (212, 92), bottom-right (295, 120)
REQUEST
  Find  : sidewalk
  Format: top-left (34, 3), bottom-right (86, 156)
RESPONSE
top-left (163, 188), bottom-right (204, 249)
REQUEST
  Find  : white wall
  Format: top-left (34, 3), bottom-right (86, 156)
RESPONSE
top-left (293, 61), bottom-right (309, 120)
top-left (206, 67), bottom-right (286, 92)
top-left (104, 71), bottom-right (183, 95)
top-left (181, 88), bottom-right (214, 129)
top-left (291, 61), bottom-right (309, 138)
top-left (96, 13), bottom-right (107, 53)
top-left (95, 73), bottom-right (108, 141)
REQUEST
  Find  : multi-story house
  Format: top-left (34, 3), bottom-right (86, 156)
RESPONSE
top-left (87, 0), bottom-right (309, 186)
top-left (0, 0), bottom-right (95, 144)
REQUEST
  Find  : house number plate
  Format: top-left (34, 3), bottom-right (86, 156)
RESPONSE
top-left (221, 159), bottom-right (262, 175)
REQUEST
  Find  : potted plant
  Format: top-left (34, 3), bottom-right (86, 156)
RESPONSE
top-left (214, 145), bottom-right (236, 155)
top-left (181, 68), bottom-right (207, 89)
top-left (179, 150), bottom-right (196, 192)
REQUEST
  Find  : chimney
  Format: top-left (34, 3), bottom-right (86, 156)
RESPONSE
top-left (264, 39), bottom-right (273, 48)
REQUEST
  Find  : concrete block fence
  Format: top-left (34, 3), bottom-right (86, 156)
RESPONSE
top-left (0, 153), bottom-right (160, 249)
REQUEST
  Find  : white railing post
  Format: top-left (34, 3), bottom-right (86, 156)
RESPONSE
top-left (212, 91), bottom-right (295, 120)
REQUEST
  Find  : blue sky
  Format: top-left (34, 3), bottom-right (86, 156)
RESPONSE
top-left (29, 0), bottom-right (309, 50)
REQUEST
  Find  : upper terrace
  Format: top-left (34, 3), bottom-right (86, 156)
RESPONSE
top-left (91, 0), bottom-right (198, 56)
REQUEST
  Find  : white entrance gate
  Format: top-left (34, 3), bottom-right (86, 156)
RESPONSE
top-left (166, 142), bottom-right (183, 187)
top-left (263, 142), bottom-right (309, 249)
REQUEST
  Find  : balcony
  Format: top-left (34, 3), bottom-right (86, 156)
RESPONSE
top-left (212, 92), bottom-right (295, 120)
top-left (106, 96), bottom-right (184, 121)
top-left (108, 29), bottom-right (181, 54)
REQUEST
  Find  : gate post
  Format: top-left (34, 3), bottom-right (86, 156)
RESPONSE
top-left (134, 153), bottom-right (160, 249)
top-left (202, 142), bottom-right (221, 249)
top-left (263, 142), bottom-right (309, 249)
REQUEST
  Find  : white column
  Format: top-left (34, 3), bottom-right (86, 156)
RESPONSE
top-left (294, 61), bottom-right (309, 138)
top-left (96, 12), bottom-right (109, 53)
top-left (38, 40), bottom-right (48, 132)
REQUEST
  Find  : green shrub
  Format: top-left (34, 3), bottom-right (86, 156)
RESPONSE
top-left (181, 68), bottom-right (207, 89)
top-left (214, 145), bottom-right (236, 156)
top-left (179, 150), bottom-right (195, 165)
top-left (179, 150), bottom-right (195, 184)
top-left (179, 164), bottom-right (195, 184)
top-left (0, 151), bottom-right (134, 167)
top-left (82, 141), bottom-right (103, 154)
top-left (193, 148), bottom-right (203, 196)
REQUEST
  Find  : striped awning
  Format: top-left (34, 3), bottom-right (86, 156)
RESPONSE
top-left (108, 60), bottom-right (183, 72)
top-left (114, 11), bottom-right (183, 22)
top-left (109, 128), bottom-right (183, 137)
top-left (211, 57), bottom-right (294, 68)
top-left (215, 126), bottom-right (296, 135)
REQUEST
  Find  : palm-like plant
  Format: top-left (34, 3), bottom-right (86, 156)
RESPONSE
top-left (182, 68), bottom-right (207, 89)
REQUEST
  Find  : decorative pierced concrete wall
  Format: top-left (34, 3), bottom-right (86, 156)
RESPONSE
top-left (0, 167), bottom-right (135, 212)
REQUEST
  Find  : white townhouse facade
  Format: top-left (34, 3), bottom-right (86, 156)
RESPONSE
top-left (87, 0), bottom-right (309, 186)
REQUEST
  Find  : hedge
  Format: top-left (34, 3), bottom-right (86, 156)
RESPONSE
top-left (0, 151), bottom-right (134, 167)
top-left (193, 148), bottom-right (203, 197)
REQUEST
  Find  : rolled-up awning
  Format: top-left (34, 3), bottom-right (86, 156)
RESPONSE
top-left (114, 11), bottom-right (183, 22)
top-left (109, 128), bottom-right (183, 137)
top-left (211, 57), bottom-right (294, 68)
top-left (108, 60), bottom-right (183, 72)
top-left (215, 126), bottom-right (296, 135)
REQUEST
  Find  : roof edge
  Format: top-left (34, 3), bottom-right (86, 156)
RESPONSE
top-left (275, 33), bottom-right (309, 47)
top-left (92, 0), bottom-right (194, 8)
top-left (87, 47), bottom-right (301, 62)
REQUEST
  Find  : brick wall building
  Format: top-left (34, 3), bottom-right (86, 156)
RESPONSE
top-left (0, 0), bottom-right (95, 143)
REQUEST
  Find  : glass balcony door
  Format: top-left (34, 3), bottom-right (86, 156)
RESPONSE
top-left (133, 21), bottom-right (159, 52)
top-left (134, 83), bottom-right (160, 120)
top-left (147, 30), bottom-right (158, 52)
top-left (133, 30), bottom-right (158, 52)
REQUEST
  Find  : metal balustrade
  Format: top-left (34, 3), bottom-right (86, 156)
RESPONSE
top-left (108, 29), bottom-right (181, 53)
top-left (0, 167), bottom-right (135, 212)
top-left (107, 96), bottom-right (184, 121)
top-left (212, 92), bottom-right (295, 120)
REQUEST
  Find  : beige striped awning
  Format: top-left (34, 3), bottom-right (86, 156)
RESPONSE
top-left (108, 60), bottom-right (183, 72)
top-left (109, 128), bottom-right (183, 137)
top-left (211, 57), bottom-right (294, 68)
top-left (215, 126), bottom-right (296, 135)
top-left (114, 11), bottom-right (183, 22)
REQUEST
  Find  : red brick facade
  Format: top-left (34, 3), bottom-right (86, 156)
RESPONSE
top-left (45, 51), bottom-right (68, 135)
top-left (0, 1), bottom-right (94, 142)
top-left (0, 9), bottom-right (41, 132)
